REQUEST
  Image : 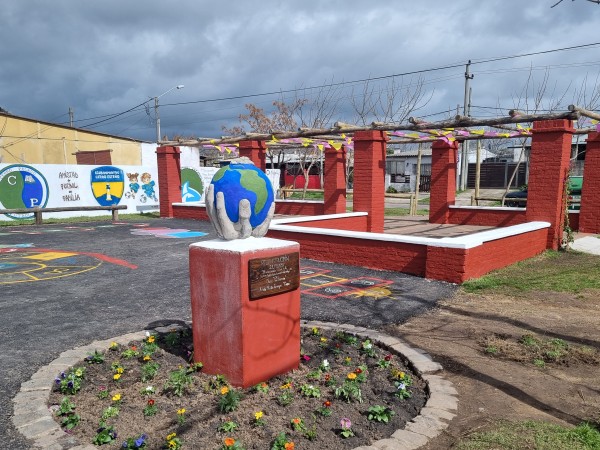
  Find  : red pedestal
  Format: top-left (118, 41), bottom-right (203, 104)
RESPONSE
top-left (189, 237), bottom-right (300, 387)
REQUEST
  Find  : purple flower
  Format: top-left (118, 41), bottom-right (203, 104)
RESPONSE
top-left (54, 378), bottom-right (61, 385)
top-left (122, 442), bottom-right (128, 448)
top-left (67, 381), bottom-right (74, 388)
top-left (341, 417), bottom-right (352, 429)
top-left (60, 372), bottom-right (66, 379)
top-left (135, 434), bottom-right (146, 446)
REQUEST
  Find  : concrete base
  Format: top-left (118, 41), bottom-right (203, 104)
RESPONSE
top-left (189, 237), bottom-right (300, 387)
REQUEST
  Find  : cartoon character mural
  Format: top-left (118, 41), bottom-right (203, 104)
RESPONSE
top-left (139, 172), bottom-right (157, 203)
top-left (125, 172), bottom-right (140, 199)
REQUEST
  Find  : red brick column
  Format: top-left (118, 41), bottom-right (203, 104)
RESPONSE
top-left (527, 119), bottom-right (574, 249)
top-left (352, 131), bottom-right (388, 232)
top-left (156, 146), bottom-right (182, 218)
top-left (323, 146), bottom-right (347, 214)
top-left (239, 140), bottom-right (266, 171)
top-left (579, 132), bottom-right (600, 233)
top-left (429, 139), bottom-right (459, 224)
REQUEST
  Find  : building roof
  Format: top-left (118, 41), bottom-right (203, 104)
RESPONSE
top-left (388, 149), bottom-right (432, 158)
top-left (0, 111), bottom-right (150, 143)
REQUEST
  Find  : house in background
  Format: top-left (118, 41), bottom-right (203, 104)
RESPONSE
top-left (385, 148), bottom-right (432, 192)
top-left (0, 111), bottom-right (153, 166)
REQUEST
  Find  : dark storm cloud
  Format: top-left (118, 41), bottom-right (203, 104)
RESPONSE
top-left (1, 1), bottom-right (599, 141)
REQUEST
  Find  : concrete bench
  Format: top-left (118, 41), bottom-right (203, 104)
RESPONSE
top-left (0, 205), bottom-right (128, 225)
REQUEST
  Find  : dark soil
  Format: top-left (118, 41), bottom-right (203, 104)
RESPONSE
top-left (48, 326), bottom-right (427, 449)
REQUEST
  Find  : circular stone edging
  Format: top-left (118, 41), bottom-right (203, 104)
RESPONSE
top-left (12, 321), bottom-right (458, 450)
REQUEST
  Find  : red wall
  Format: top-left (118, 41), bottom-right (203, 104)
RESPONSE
top-left (284, 174), bottom-right (321, 189)
top-left (267, 229), bottom-right (427, 276)
top-left (425, 229), bottom-right (548, 283)
top-left (568, 211), bottom-right (579, 231)
top-left (448, 208), bottom-right (527, 227)
top-left (173, 201), bottom-right (326, 220)
top-left (290, 215), bottom-right (368, 232)
top-left (269, 224), bottom-right (549, 284)
top-left (173, 205), bottom-right (210, 221)
top-left (275, 201), bottom-right (324, 216)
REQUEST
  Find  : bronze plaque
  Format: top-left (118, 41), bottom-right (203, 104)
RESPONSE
top-left (248, 252), bottom-right (300, 300)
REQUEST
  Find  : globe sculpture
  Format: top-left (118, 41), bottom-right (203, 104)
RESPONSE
top-left (206, 157), bottom-right (275, 240)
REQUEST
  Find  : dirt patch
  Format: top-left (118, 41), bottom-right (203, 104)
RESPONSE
top-left (384, 289), bottom-right (600, 448)
top-left (48, 327), bottom-right (427, 449)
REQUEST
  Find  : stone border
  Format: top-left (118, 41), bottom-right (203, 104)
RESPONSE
top-left (12, 322), bottom-right (457, 450)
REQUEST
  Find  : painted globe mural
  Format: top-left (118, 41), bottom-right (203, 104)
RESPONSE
top-left (210, 161), bottom-right (274, 229)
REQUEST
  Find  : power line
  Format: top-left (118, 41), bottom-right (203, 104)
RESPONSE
top-left (69, 41), bottom-right (600, 130)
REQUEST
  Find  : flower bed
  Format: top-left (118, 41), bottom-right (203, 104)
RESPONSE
top-left (48, 326), bottom-right (427, 449)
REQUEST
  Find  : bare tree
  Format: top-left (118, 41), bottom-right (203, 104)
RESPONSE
top-left (350, 76), bottom-right (431, 125)
top-left (222, 93), bottom-right (341, 196)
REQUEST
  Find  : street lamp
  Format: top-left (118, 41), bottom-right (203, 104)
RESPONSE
top-left (154, 84), bottom-right (184, 143)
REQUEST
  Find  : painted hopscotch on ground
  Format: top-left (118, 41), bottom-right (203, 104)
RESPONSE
top-left (300, 266), bottom-right (395, 300)
top-left (0, 247), bottom-right (137, 284)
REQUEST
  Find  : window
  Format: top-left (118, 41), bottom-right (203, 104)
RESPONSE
top-left (386, 159), bottom-right (405, 182)
top-left (74, 150), bottom-right (112, 165)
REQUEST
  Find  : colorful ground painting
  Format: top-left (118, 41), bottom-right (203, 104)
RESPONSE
top-left (300, 266), bottom-right (395, 299)
top-left (129, 227), bottom-right (207, 239)
top-left (0, 247), bottom-right (136, 284)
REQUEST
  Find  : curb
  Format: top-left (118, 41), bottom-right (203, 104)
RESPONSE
top-left (12, 322), bottom-right (457, 450)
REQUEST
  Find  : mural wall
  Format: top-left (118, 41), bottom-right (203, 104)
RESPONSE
top-left (0, 163), bottom-right (159, 221)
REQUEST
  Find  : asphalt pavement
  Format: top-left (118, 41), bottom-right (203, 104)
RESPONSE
top-left (0, 217), bottom-right (456, 449)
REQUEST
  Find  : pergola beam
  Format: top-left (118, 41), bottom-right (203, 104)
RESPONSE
top-left (159, 107), bottom-right (592, 147)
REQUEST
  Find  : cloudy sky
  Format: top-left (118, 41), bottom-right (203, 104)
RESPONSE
top-left (1, 0), bottom-right (600, 142)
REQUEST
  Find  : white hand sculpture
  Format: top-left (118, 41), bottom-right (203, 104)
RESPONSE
top-left (206, 184), bottom-right (275, 240)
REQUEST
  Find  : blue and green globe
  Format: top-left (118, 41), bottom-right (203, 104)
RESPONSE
top-left (210, 162), bottom-right (274, 228)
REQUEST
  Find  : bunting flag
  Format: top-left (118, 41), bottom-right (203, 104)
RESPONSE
top-left (387, 127), bottom-right (532, 142)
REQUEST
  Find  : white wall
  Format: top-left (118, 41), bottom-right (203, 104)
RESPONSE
top-left (0, 163), bottom-right (159, 221)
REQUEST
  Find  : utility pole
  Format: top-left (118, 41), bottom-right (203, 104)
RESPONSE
top-left (69, 107), bottom-right (74, 127)
top-left (460, 61), bottom-right (474, 191)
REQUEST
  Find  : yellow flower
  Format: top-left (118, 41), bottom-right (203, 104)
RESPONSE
top-left (109, 342), bottom-right (118, 349)
top-left (320, 337), bottom-right (327, 343)
top-left (345, 357), bottom-right (352, 362)
top-left (280, 382), bottom-right (292, 389)
top-left (220, 386), bottom-right (229, 395)
top-left (254, 411), bottom-right (264, 420)
top-left (177, 408), bottom-right (186, 415)
top-left (112, 393), bottom-right (121, 402)
top-left (113, 373), bottom-right (121, 381)
top-left (168, 441), bottom-right (177, 449)
top-left (74, 368), bottom-right (83, 377)
top-left (143, 355), bottom-right (151, 361)
top-left (347, 373), bottom-right (357, 380)
top-left (147, 336), bottom-right (155, 344)
top-left (116, 367), bottom-right (124, 374)
top-left (166, 433), bottom-right (176, 441)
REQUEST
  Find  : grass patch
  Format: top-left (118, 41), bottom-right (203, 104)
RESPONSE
top-left (0, 212), bottom-right (160, 227)
top-left (418, 196), bottom-right (430, 205)
top-left (462, 251), bottom-right (600, 294)
top-left (480, 333), bottom-right (600, 367)
top-left (456, 420), bottom-right (600, 449)
top-left (384, 208), bottom-right (429, 216)
top-left (287, 191), bottom-right (324, 200)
